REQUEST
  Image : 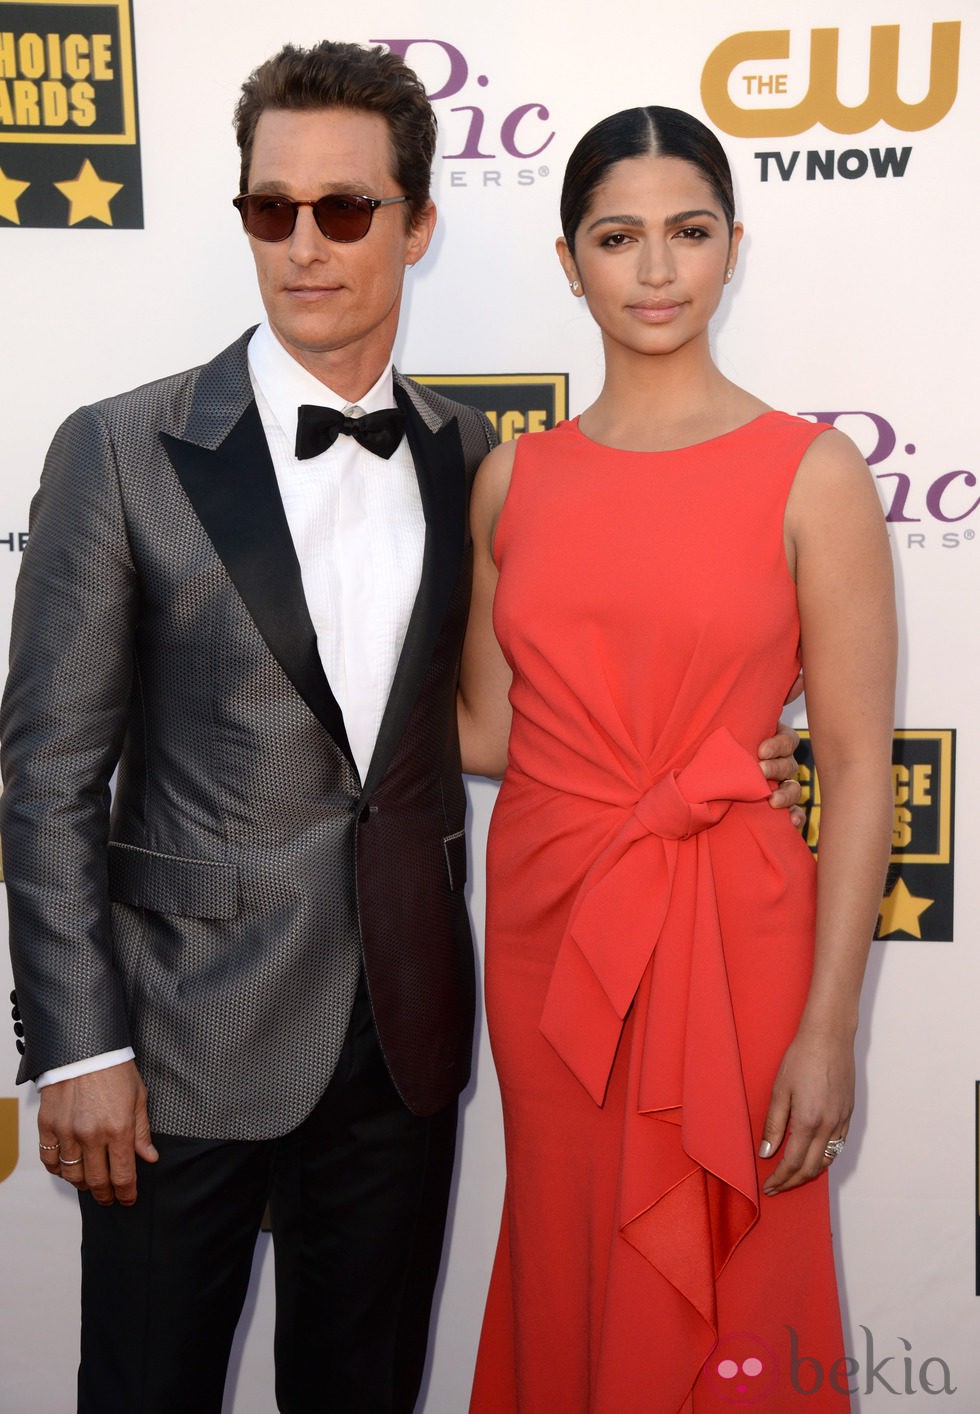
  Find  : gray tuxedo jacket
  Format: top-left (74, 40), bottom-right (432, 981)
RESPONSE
top-left (0, 329), bottom-right (495, 1140)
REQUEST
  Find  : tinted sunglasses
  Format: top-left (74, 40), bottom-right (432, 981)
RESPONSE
top-left (232, 192), bottom-right (408, 243)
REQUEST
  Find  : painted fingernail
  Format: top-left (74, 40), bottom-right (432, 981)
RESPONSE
top-left (758, 1140), bottom-right (773, 1158)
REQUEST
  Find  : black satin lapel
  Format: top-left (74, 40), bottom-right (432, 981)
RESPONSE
top-left (362, 391), bottom-right (467, 799)
top-left (159, 401), bottom-right (354, 766)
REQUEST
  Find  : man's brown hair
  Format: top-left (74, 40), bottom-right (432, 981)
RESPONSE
top-left (234, 40), bottom-right (437, 224)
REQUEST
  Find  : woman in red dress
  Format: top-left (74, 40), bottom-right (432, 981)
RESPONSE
top-left (459, 106), bottom-right (895, 1412)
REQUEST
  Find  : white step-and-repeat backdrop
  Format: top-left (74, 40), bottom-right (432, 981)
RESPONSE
top-left (0, 1), bottom-right (976, 1408)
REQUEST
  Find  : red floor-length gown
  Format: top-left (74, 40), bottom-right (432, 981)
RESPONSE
top-left (470, 412), bottom-right (852, 1413)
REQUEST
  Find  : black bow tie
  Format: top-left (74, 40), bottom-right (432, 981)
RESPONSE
top-left (295, 404), bottom-right (406, 461)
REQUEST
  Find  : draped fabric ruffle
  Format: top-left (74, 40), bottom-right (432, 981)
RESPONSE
top-left (538, 727), bottom-right (772, 1387)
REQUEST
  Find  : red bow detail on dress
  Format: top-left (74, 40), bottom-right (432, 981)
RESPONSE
top-left (539, 725), bottom-right (772, 1107)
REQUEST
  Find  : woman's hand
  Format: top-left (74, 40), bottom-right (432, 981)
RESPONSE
top-left (757, 1023), bottom-right (855, 1195)
top-left (757, 720), bottom-right (804, 826)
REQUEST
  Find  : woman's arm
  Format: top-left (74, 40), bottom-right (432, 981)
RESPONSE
top-left (457, 441), bottom-right (518, 779)
top-left (760, 427), bottom-right (897, 1195)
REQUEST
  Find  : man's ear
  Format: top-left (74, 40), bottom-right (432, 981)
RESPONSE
top-left (406, 200), bottom-right (437, 267)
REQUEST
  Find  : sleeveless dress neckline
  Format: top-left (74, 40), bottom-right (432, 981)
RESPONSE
top-left (569, 408), bottom-right (778, 456)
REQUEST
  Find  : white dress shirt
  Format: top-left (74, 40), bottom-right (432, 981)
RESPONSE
top-left (37, 321), bottom-right (425, 1089)
top-left (247, 320), bottom-right (425, 782)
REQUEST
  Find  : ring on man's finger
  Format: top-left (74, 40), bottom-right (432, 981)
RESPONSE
top-left (823, 1137), bottom-right (845, 1160)
top-left (59, 1156), bottom-right (83, 1166)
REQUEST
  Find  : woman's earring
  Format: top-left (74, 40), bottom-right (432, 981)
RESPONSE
top-left (569, 279), bottom-right (581, 294)
top-left (725, 268), bottom-right (734, 283)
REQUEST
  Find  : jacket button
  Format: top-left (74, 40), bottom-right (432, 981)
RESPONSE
top-left (11, 1005), bottom-right (20, 1022)
top-left (15, 1040), bottom-right (25, 1055)
top-left (13, 1022), bottom-right (24, 1038)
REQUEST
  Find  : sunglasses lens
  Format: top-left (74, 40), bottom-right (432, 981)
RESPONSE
top-left (234, 194), bottom-right (382, 243)
top-left (313, 195), bottom-right (373, 242)
top-left (238, 195), bottom-right (296, 242)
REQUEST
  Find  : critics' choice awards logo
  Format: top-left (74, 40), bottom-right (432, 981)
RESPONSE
top-left (0, 1097), bottom-right (17, 1185)
top-left (409, 374), bottom-right (567, 441)
top-left (796, 730), bottom-right (955, 942)
top-left (701, 23), bottom-right (960, 185)
top-left (0, 0), bottom-right (142, 228)
top-left (372, 38), bottom-right (555, 190)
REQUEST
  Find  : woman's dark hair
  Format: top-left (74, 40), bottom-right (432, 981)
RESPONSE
top-left (560, 107), bottom-right (735, 252)
top-left (234, 41), bottom-right (436, 226)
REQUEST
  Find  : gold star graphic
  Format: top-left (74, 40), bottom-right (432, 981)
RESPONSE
top-left (55, 160), bottom-right (123, 226)
top-left (0, 166), bottom-right (30, 224)
top-left (878, 876), bottom-right (934, 939)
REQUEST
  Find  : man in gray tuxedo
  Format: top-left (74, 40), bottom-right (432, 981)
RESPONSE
top-left (2, 40), bottom-right (495, 1414)
top-left (1, 37), bottom-right (803, 1414)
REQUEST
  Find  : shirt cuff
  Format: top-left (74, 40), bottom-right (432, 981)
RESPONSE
top-left (36, 1048), bottom-right (136, 1089)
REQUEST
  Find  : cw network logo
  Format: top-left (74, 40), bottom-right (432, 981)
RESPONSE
top-left (371, 38), bottom-right (555, 191)
top-left (701, 24), bottom-right (960, 186)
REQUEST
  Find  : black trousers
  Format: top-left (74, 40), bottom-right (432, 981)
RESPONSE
top-left (76, 979), bottom-right (459, 1414)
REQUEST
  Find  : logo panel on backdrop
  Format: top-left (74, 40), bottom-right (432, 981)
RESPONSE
top-left (0, 0), bottom-right (142, 227)
top-left (409, 374), bottom-right (568, 440)
top-left (0, 1097), bottom-right (17, 1185)
top-left (700, 23), bottom-right (960, 187)
top-left (799, 409), bottom-right (978, 557)
top-left (796, 729), bottom-right (955, 942)
top-left (701, 24), bottom-right (960, 137)
top-left (372, 38), bottom-right (556, 190)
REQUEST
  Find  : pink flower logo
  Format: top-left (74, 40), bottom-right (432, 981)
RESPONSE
top-left (704, 1333), bottom-right (779, 1405)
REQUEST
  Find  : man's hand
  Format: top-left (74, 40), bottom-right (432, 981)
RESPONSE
top-left (757, 720), bottom-right (804, 827)
top-left (37, 1061), bottom-right (158, 1205)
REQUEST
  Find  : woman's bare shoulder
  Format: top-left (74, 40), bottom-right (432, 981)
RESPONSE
top-left (472, 437), bottom-right (519, 519)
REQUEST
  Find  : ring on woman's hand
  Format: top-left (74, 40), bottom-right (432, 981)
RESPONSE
top-left (38, 1142), bottom-right (60, 1152)
top-left (59, 1155), bottom-right (83, 1166)
top-left (823, 1137), bottom-right (845, 1160)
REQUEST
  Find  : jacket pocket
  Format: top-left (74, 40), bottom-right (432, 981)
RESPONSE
top-left (107, 842), bottom-right (239, 919)
top-left (442, 829), bottom-right (467, 894)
